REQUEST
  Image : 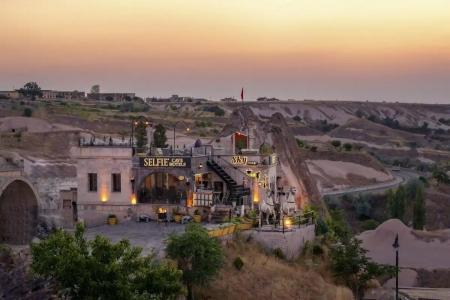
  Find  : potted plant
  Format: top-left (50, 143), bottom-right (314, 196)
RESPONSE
top-left (193, 209), bottom-right (201, 223)
top-left (173, 207), bottom-right (182, 224)
top-left (107, 214), bottom-right (118, 225)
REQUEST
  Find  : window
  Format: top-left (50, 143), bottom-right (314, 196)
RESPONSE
top-left (88, 173), bottom-right (97, 192)
top-left (112, 173), bottom-right (121, 192)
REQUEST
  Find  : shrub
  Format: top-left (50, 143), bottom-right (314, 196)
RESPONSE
top-left (315, 218), bottom-right (329, 236)
top-left (310, 146), bottom-right (317, 152)
top-left (331, 140), bottom-right (341, 148)
top-left (23, 107), bottom-right (33, 117)
top-left (361, 219), bottom-right (379, 231)
top-left (272, 247), bottom-right (285, 260)
top-left (312, 244), bottom-right (324, 256)
top-left (293, 115), bottom-right (302, 122)
top-left (31, 223), bottom-right (183, 299)
top-left (233, 257), bottom-right (244, 270)
top-left (343, 143), bottom-right (353, 151)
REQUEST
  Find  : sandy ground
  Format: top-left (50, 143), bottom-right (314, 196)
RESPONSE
top-left (358, 219), bottom-right (450, 270)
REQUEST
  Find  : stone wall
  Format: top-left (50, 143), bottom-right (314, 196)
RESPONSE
top-left (244, 224), bottom-right (316, 260)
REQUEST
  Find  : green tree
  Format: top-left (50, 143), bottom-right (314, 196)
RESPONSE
top-left (432, 168), bottom-right (450, 185)
top-left (153, 124), bottom-right (167, 148)
top-left (135, 121), bottom-right (148, 150)
top-left (31, 224), bottom-right (183, 300)
top-left (19, 82), bottom-right (42, 100)
top-left (23, 107), bottom-right (33, 117)
top-left (330, 237), bottom-right (396, 299)
top-left (343, 143), bottom-right (353, 151)
top-left (90, 84), bottom-right (100, 94)
top-left (413, 184), bottom-right (426, 230)
top-left (166, 223), bottom-right (223, 300)
top-left (388, 186), bottom-right (406, 221)
top-left (331, 140), bottom-right (341, 148)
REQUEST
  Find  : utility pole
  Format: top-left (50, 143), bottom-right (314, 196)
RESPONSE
top-left (392, 233), bottom-right (400, 300)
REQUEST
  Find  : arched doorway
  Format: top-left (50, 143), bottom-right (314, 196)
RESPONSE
top-left (138, 172), bottom-right (189, 205)
top-left (0, 179), bottom-right (38, 244)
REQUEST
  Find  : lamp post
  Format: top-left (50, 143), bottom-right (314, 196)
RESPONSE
top-left (392, 233), bottom-right (400, 300)
top-left (173, 121), bottom-right (190, 155)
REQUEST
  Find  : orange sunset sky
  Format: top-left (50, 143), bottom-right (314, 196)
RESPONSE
top-left (1, 0), bottom-right (450, 103)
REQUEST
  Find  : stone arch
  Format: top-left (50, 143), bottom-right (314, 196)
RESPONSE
top-left (0, 178), bottom-right (39, 244)
top-left (135, 168), bottom-right (192, 204)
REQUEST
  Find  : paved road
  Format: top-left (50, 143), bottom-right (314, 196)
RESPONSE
top-left (322, 168), bottom-right (420, 198)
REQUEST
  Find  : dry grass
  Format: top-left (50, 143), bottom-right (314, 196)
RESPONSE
top-left (196, 237), bottom-right (353, 300)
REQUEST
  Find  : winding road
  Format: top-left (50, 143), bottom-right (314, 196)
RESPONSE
top-left (321, 168), bottom-right (420, 198)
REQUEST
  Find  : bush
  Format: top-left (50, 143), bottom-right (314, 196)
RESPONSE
top-left (331, 140), bottom-right (341, 148)
top-left (312, 244), bottom-right (324, 256)
top-left (293, 115), bottom-right (302, 122)
top-left (343, 143), bottom-right (353, 151)
top-left (315, 218), bottom-right (329, 236)
top-left (23, 107), bottom-right (33, 117)
top-left (233, 257), bottom-right (244, 270)
top-left (203, 105), bottom-right (225, 116)
top-left (310, 146), bottom-right (317, 152)
top-left (272, 247), bottom-right (285, 260)
top-left (361, 219), bottom-right (379, 231)
top-left (31, 223), bottom-right (183, 299)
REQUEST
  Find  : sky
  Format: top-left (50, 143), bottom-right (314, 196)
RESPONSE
top-left (1, 0), bottom-right (450, 103)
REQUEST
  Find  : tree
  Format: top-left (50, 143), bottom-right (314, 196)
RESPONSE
top-left (330, 237), bottom-right (396, 299)
top-left (23, 107), bottom-right (33, 117)
top-left (432, 168), bottom-right (450, 185)
top-left (413, 184), bottom-right (426, 230)
top-left (343, 143), bottom-right (353, 151)
top-left (331, 140), bottom-right (341, 148)
top-left (19, 82), bottom-right (42, 100)
top-left (388, 186), bottom-right (406, 221)
top-left (153, 124), bottom-right (167, 148)
top-left (90, 84), bottom-right (100, 94)
top-left (31, 224), bottom-right (183, 300)
top-left (135, 121), bottom-right (148, 150)
top-left (166, 223), bottom-right (223, 300)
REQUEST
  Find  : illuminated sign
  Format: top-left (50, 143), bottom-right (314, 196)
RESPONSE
top-left (140, 157), bottom-right (191, 168)
top-left (231, 155), bottom-right (248, 165)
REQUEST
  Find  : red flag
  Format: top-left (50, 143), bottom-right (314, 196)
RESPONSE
top-left (240, 87), bottom-right (244, 101)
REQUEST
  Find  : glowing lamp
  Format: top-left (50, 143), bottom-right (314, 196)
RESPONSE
top-left (284, 218), bottom-right (292, 227)
top-left (101, 194), bottom-right (108, 202)
top-left (131, 194), bottom-right (137, 205)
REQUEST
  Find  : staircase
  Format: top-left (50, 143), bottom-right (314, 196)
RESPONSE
top-left (207, 160), bottom-right (250, 205)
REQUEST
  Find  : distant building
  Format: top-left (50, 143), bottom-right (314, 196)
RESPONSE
top-left (220, 97), bottom-right (237, 102)
top-left (256, 97), bottom-right (280, 102)
top-left (146, 95), bottom-right (207, 103)
top-left (41, 90), bottom-right (86, 100)
top-left (87, 92), bottom-right (135, 101)
top-left (0, 90), bottom-right (20, 99)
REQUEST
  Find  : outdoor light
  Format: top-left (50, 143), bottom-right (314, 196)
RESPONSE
top-left (198, 163), bottom-right (203, 169)
top-left (284, 218), bottom-right (292, 227)
top-left (101, 194), bottom-right (108, 202)
top-left (178, 175), bottom-right (185, 181)
top-left (131, 194), bottom-right (137, 205)
top-left (186, 127), bottom-right (190, 132)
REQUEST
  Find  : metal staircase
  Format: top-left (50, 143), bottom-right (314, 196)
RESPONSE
top-left (206, 159), bottom-right (250, 205)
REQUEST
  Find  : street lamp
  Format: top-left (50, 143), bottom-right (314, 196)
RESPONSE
top-left (173, 121), bottom-right (190, 155)
top-left (392, 233), bottom-right (400, 300)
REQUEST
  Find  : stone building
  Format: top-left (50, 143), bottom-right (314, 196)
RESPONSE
top-left (87, 92), bottom-right (135, 101)
top-left (41, 90), bottom-right (85, 100)
top-left (72, 131), bottom-right (280, 227)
